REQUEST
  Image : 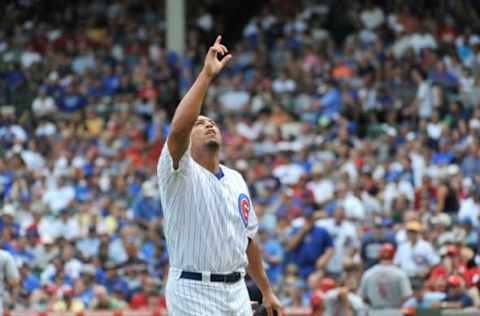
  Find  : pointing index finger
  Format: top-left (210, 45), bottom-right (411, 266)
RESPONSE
top-left (215, 35), bottom-right (222, 45)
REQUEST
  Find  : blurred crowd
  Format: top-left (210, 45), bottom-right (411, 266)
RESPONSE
top-left (2, 0), bottom-right (480, 314)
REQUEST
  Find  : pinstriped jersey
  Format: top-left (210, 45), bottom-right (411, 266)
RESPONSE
top-left (157, 144), bottom-right (258, 273)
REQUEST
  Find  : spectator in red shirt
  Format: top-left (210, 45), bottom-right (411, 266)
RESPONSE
top-left (428, 245), bottom-right (466, 292)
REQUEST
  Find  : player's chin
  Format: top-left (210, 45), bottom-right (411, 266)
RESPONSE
top-left (205, 138), bottom-right (221, 150)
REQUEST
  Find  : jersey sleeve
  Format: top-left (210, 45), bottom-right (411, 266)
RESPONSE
top-left (157, 141), bottom-right (193, 184)
top-left (239, 175), bottom-right (258, 239)
top-left (247, 194), bottom-right (258, 239)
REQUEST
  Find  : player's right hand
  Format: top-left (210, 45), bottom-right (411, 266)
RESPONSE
top-left (262, 290), bottom-right (283, 316)
top-left (202, 35), bottom-right (232, 78)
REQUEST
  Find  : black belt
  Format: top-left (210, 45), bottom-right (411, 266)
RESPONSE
top-left (180, 271), bottom-right (242, 283)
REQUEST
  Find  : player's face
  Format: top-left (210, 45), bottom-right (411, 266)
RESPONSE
top-left (191, 115), bottom-right (222, 149)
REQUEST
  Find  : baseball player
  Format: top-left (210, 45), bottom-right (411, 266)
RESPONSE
top-left (0, 249), bottom-right (19, 315)
top-left (157, 35), bottom-right (282, 316)
top-left (358, 243), bottom-right (412, 316)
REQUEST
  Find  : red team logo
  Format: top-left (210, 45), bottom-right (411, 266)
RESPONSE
top-left (238, 194), bottom-right (250, 227)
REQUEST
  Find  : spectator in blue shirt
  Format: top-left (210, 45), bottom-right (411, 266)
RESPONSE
top-left (361, 217), bottom-right (397, 269)
top-left (403, 278), bottom-right (446, 309)
top-left (437, 275), bottom-right (474, 309)
top-left (318, 80), bottom-right (341, 120)
top-left (286, 210), bottom-right (334, 279)
top-left (102, 261), bottom-right (129, 297)
top-left (20, 263), bottom-right (41, 296)
top-left (258, 226), bottom-right (284, 285)
top-left (132, 180), bottom-right (162, 228)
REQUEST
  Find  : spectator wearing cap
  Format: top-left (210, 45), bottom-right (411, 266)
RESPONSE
top-left (402, 278), bottom-right (446, 309)
top-left (428, 245), bottom-right (466, 292)
top-left (394, 221), bottom-right (439, 277)
top-left (0, 204), bottom-right (20, 239)
top-left (361, 217), bottom-right (397, 269)
top-left (432, 275), bottom-right (474, 309)
top-left (317, 206), bottom-right (359, 277)
top-left (359, 243), bottom-right (412, 316)
top-left (286, 209), bottom-right (334, 278)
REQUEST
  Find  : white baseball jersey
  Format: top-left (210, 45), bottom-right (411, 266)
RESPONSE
top-left (157, 144), bottom-right (257, 315)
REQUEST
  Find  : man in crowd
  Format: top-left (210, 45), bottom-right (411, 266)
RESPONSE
top-left (359, 243), bottom-right (412, 316)
top-left (394, 221), bottom-right (439, 277)
top-left (286, 210), bottom-right (334, 279)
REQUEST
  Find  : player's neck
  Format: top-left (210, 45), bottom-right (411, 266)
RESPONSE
top-left (193, 148), bottom-right (221, 174)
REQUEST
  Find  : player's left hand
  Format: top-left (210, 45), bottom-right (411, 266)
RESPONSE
top-left (262, 290), bottom-right (283, 316)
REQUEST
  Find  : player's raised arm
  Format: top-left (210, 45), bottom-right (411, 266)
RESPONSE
top-left (167, 35), bottom-right (232, 168)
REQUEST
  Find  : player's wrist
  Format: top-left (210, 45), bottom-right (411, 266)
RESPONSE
top-left (200, 68), bottom-right (216, 81)
top-left (260, 286), bottom-right (274, 297)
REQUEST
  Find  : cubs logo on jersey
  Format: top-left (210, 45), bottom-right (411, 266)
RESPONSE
top-left (238, 193), bottom-right (250, 227)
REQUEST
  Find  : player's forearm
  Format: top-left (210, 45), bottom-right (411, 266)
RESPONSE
top-left (168, 70), bottom-right (213, 157)
top-left (247, 239), bottom-right (274, 295)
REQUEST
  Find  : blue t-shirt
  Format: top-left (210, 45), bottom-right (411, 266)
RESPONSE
top-left (443, 293), bottom-right (474, 308)
top-left (288, 225), bottom-right (333, 278)
top-left (263, 238), bottom-right (284, 284)
top-left (361, 231), bottom-right (397, 268)
top-left (57, 93), bottom-right (87, 112)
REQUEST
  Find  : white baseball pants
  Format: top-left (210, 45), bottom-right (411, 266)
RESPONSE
top-left (166, 267), bottom-right (253, 316)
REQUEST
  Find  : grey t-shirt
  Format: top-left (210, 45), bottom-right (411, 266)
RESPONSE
top-left (323, 289), bottom-right (366, 316)
top-left (0, 250), bottom-right (19, 313)
top-left (358, 263), bottom-right (413, 309)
